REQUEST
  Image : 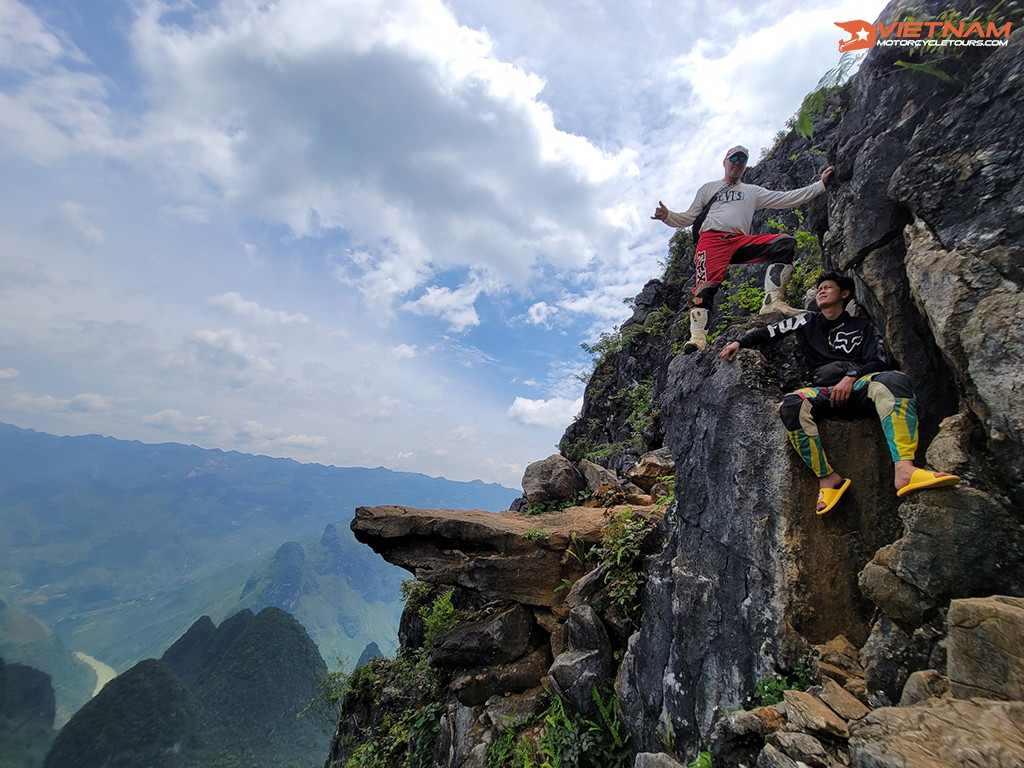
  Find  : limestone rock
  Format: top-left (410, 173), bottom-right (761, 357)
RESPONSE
top-left (431, 605), bottom-right (533, 668)
top-left (947, 595), bottom-right (1024, 701)
top-left (923, 412), bottom-right (980, 481)
top-left (815, 636), bottom-right (867, 702)
top-left (756, 744), bottom-right (800, 768)
top-left (634, 753), bottom-right (687, 768)
top-left (522, 455), bottom-right (587, 505)
top-left (565, 564), bottom-right (607, 609)
top-left (434, 699), bottom-right (486, 768)
top-left (351, 505), bottom-right (609, 607)
top-left (547, 605), bottom-right (613, 716)
top-left (624, 448), bottom-right (674, 492)
top-left (858, 488), bottom-right (1024, 631)
top-left (449, 647), bottom-right (551, 707)
top-left (898, 670), bottom-right (950, 707)
top-left (577, 459), bottom-right (626, 494)
top-left (849, 698), bottom-right (1024, 767)
top-left (816, 677), bottom-right (869, 722)
top-left (482, 687), bottom-right (546, 731)
top-left (708, 708), bottom-right (777, 768)
top-left (861, 615), bottom-right (945, 708)
top-left (781, 690), bottom-right (849, 740)
top-left (766, 731), bottom-right (828, 768)
top-left (619, 345), bottom-right (898, 753)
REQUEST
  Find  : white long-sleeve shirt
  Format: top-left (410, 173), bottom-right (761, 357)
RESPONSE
top-left (664, 179), bottom-right (826, 235)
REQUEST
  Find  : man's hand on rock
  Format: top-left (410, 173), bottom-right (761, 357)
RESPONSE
top-left (720, 342), bottom-right (740, 362)
top-left (821, 166), bottom-right (836, 187)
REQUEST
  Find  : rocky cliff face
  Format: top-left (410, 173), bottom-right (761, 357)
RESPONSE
top-left (326, 2), bottom-right (1024, 766)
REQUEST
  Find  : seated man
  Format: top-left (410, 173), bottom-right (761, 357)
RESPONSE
top-left (719, 273), bottom-right (959, 514)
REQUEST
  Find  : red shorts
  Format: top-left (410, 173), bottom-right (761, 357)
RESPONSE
top-left (693, 230), bottom-right (789, 294)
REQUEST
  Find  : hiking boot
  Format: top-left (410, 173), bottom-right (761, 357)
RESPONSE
top-left (760, 262), bottom-right (805, 316)
top-left (683, 308), bottom-right (708, 354)
top-left (759, 297), bottom-right (806, 317)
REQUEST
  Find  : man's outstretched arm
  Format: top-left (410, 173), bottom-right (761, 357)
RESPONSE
top-left (651, 182), bottom-right (718, 228)
top-left (720, 313), bottom-right (809, 362)
top-left (754, 165), bottom-right (835, 210)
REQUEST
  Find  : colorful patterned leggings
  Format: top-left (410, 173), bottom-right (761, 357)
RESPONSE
top-left (778, 370), bottom-right (918, 478)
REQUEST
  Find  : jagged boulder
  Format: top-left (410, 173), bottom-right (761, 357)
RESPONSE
top-left (547, 604), bottom-right (613, 717)
top-left (449, 647), bottom-right (551, 706)
top-left (578, 458), bottom-right (621, 492)
top-left (624, 448), bottom-right (674, 492)
top-left (858, 487), bottom-right (1024, 631)
top-left (522, 455), bottom-right (587, 506)
top-left (898, 669), bottom-right (950, 707)
top-left (946, 595), bottom-right (1024, 702)
top-left (848, 698), bottom-right (1024, 767)
top-left (577, 458), bottom-right (645, 496)
top-left (860, 614), bottom-right (946, 708)
top-left (431, 605), bottom-right (533, 668)
top-left (814, 635), bottom-right (867, 701)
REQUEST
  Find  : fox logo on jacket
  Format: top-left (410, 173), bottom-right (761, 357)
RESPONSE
top-left (830, 329), bottom-right (863, 354)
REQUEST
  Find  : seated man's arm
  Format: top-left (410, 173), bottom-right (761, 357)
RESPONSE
top-left (720, 324), bottom-right (773, 361)
top-left (721, 313), bottom-right (809, 362)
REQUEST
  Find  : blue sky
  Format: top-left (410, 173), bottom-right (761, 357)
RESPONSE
top-left (0, 0), bottom-right (888, 487)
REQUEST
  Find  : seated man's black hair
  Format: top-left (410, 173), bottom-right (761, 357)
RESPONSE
top-left (817, 272), bottom-right (856, 306)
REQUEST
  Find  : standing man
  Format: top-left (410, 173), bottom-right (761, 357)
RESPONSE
top-left (719, 273), bottom-right (959, 515)
top-left (652, 145), bottom-right (834, 353)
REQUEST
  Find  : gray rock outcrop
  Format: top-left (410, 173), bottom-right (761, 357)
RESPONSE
top-left (522, 454), bottom-right (587, 506)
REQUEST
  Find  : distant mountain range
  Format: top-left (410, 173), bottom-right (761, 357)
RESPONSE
top-left (44, 608), bottom-right (331, 768)
top-left (0, 422), bottom-right (518, 718)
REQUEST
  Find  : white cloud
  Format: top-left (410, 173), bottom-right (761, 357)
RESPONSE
top-left (405, 281), bottom-right (482, 332)
top-left (507, 395), bottom-right (582, 430)
top-left (58, 202), bottom-right (105, 245)
top-left (357, 396), bottom-right (407, 422)
top-left (68, 393), bottom-right (111, 412)
top-left (277, 433), bottom-right (329, 449)
top-left (186, 328), bottom-right (277, 384)
top-left (526, 301), bottom-right (558, 327)
top-left (11, 391), bottom-right (112, 415)
top-left (208, 292), bottom-right (310, 325)
top-left (0, 3), bottom-right (114, 163)
top-left (236, 419), bottom-right (284, 441)
top-left (0, 368), bottom-right (19, 380)
top-left (391, 343), bottom-right (418, 359)
top-left (0, 1), bottom-right (88, 71)
top-left (143, 409), bottom-right (227, 436)
top-left (114, 0), bottom-right (635, 316)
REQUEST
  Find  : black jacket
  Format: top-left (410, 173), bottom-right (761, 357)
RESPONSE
top-left (737, 311), bottom-right (891, 386)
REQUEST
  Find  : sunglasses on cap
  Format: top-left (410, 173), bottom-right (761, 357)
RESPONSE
top-left (728, 153), bottom-right (748, 163)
